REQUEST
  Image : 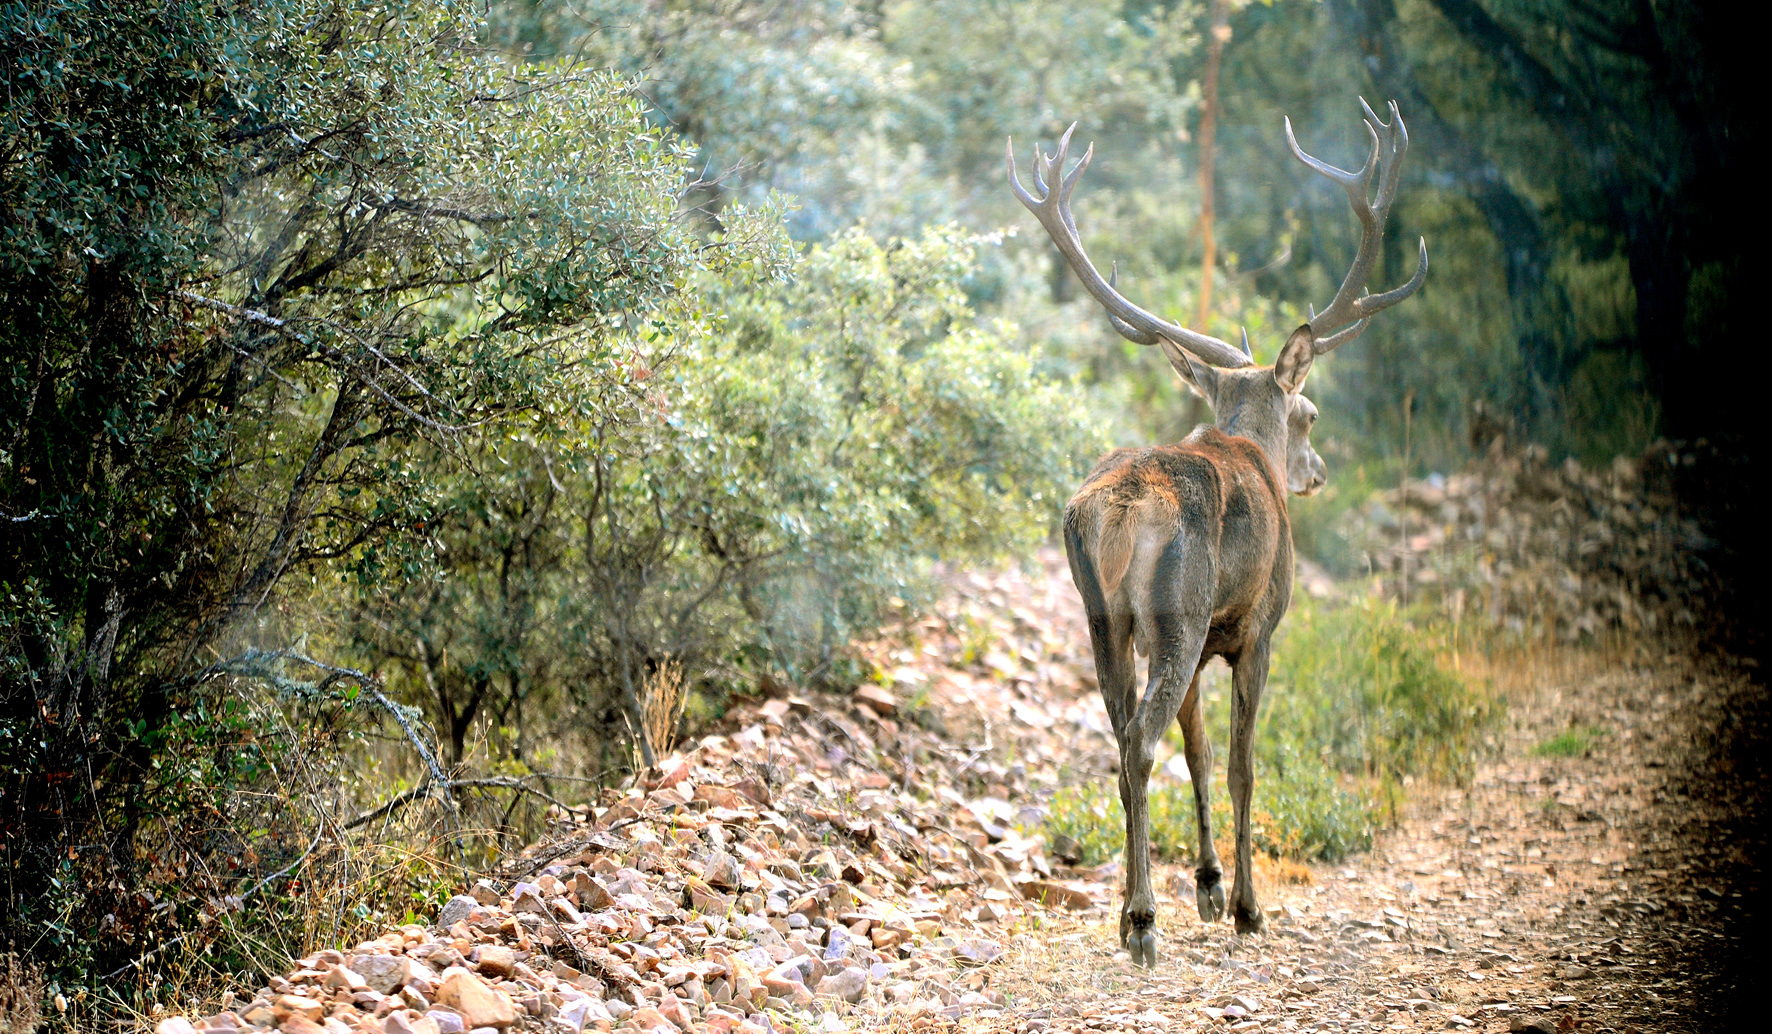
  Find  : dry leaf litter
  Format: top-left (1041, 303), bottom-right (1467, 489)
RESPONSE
top-left (1339, 440), bottom-right (1715, 641)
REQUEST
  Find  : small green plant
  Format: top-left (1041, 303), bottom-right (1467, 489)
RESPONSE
top-left (957, 612), bottom-right (996, 668)
top-left (1532, 725), bottom-right (1605, 758)
top-left (1268, 593), bottom-right (1498, 786)
top-left (1042, 777), bottom-right (1120, 866)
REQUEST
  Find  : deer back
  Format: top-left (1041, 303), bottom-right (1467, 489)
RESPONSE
top-left (1065, 427), bottom-right (1294, 653)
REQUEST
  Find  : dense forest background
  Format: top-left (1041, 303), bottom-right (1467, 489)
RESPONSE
top-left (1, 0), bottom-right (1758, 1014)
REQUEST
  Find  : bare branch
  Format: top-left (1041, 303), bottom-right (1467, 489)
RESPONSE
top-left (176, 289), bottom-right (468, 435)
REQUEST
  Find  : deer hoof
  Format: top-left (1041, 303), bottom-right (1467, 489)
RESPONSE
top-left (1196, 880), bottom-right (1226, 922)
top-left (1234, 905), bottom-right (1267, 935)
top-left (1128, 928), bottom-right (1159, 968)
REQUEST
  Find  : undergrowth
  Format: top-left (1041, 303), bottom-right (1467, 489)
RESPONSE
top-left (22, 653), bottom-right (591, 1033)
top-left (1044, 592), bottom-right (1499, 865)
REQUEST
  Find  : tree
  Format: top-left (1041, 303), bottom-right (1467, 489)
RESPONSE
top-left (1, 0), bottom-right (725, 985)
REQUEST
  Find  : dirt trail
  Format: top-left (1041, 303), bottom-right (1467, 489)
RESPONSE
top-left (976, 645), bottom-right (1760, 1034)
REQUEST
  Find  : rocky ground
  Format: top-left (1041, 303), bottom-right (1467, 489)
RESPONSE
top-left (160, 551), bottom-right (1760, 1034)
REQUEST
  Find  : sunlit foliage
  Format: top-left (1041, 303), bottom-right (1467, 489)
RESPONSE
top-left (1, 0), bottom-right (744, 991)
top-left (349, 225), bottom-right (1099, 768)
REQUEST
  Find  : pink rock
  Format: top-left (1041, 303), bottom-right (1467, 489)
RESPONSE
top-left (653, 759), bottom-right (691, 791)
top-left (380, 1013), bottom-right (439, 1034)
top-left (433, 971), bottom-right (515, 1030)
top-left (853, 685), bottom-right (898, 715)
top-left (349, 956), bottom-right (411, 996)
top-left (814, 966), bottom-right (869, 1004)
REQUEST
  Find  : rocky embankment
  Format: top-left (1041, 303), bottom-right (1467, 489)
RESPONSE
top-left (158, 556), bottom-right (1121, 1034)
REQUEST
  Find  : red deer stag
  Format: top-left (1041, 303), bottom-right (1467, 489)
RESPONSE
top-left (1008, 100), bottom-right (1427, 964)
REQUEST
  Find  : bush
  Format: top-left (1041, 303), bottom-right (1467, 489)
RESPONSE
top-left (349, 225), bottom-right (1102, 769)
top-left (1268, 594), bottom-right (1498, 788)
top-left (1, 0), bottom-right (730, 1002)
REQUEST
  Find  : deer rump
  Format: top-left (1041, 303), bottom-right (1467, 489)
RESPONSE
top-left (1066, 428), bottom-right (1291, 665)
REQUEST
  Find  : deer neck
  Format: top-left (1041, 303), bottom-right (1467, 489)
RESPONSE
top-left (1216, 404), bottom-right (1290, 499)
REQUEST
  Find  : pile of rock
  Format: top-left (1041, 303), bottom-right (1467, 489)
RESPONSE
top-left (1340, 440), bottom-right (1713, 641)
top-left (158, 631), bottom-right (1117, 1034)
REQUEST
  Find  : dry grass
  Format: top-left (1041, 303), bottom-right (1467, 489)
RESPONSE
top-left (1448, 633), bottom-right (1627, 722)
top-left (67, 830), bottom-right (477, 1033)
top-left (642, 657), bottom-right (686, 759)
top-left (0, 953), bottom-right (43, 1034)
top-left (1255, 853), bottom-right (1314, 886)
top-left (48, 652), bottom-right (611, 1034)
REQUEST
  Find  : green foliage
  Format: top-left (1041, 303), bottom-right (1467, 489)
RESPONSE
top-left (0, 0), bottom-right (738, 999)
top-left (352, 224), bottom-right (1101, 766)
top-left (490, 0), bottom-right (1756, 477)
top-left (1532, 725), bottom-right (1605, 759)
top-left (1268, 594), bottom-right (1497, 785)
top-left (1045, 591), bottom-right (1495, 864)
top-left (1044, 745), bottom-right (1372, 866)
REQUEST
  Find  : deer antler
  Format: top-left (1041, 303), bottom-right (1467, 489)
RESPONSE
top-left (1286, 99), bottom-right (1428, 354)
top-left (1008, 124), bottom-right (1253, 369)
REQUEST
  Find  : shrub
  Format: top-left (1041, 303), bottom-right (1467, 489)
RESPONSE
top-left (1, 0), bottom-right (733, 1002)
top-left (349, 225), bottom-right (1101, 769)
top-left (1268, 594), bottom-right (1498, 787)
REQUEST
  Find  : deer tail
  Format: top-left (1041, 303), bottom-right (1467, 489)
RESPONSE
top-left (1095, 503), bottom-right (1137, 597)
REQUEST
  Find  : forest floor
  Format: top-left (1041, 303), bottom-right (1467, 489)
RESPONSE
top-left (165, 552), bottom-right (1765, 1034)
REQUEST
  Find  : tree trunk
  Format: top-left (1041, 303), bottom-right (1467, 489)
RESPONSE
top-left (1195, 0), bottom-right (1229, 330)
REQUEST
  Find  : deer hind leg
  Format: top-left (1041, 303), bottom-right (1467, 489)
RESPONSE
top-left (1064, 519), bottom-right (1141, 951)
top-left (1099, 619), bottom-right (1138, 954)
top-left (1176, 667), bottom-right (1226, 922)
top-left (1227, 641), bottom-right (1273, 934)
top-left (1119, 534), bottom-right (1215, 968)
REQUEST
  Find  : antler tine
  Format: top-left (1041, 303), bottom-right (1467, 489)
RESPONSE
top-left (1107, 263), bottom-right (1160, 345)
top-left (1007, 126), bottom-right (1252, 368)
top-left (1284, 115), bottom-right (1374, 190)
top-left (1312, 316), bottom-right (1373, 353)
top-left (1289, 101), bottom-right (1429, 348)
top-left (1361, 98), bottom-right (1408, 218)
top-left (1057, 126), bottom-right (1093, 208)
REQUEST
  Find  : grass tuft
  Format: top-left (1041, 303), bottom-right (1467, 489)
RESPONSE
top-left (1532, 725), bottom-right (1605, 758)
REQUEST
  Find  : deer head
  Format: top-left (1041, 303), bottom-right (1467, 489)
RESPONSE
top-left (1008, 99), bottom-right (1427, 496)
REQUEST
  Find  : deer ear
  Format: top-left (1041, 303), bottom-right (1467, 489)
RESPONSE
top-left (1160, 338), bottom-right (1218, 401)
top-left (1273, 324), bottom-right (1316, 394)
